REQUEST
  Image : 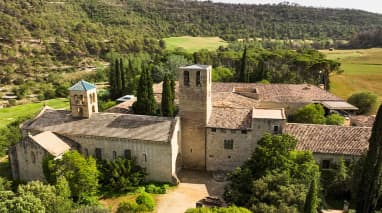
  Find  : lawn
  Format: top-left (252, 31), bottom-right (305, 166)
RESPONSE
top-left (163, 36), bottom-right (228, 53)
top-left (321, 48), bottom-right (382, 113)
top-left (0, 98), bottom-right (69, 128)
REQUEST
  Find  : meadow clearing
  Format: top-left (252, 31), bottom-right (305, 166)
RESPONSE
top-left (0, 98), bottom-right (69, 128)
top-left (322, 48), bottom-right (382, 112)
top-left (163, 36), bottom-right (228, 52)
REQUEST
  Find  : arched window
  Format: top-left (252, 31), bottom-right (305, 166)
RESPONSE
top-left (113, 151), bottom-right (117, 160)
top-left (92, 105), bottom-right (95, 112)
top-left (84, 148), bottom-right (89, 157)
top-left (92, 93), bottom-right (96, 102)
top-left (196, 71), bottom-right (201, 87)
top-left (89, 94), bottom-right (93, 104)
top-left (142, 152), bottom-right (147, 162)
top-left (184, 71), bottom-right (190, 86)
top-left (31, 151), bottom-right (36, 164)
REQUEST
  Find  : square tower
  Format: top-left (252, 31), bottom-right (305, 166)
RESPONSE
top-left (69, 80), bottom-right (98, 118)
top-left (178, 65), bottom-right (212, 169)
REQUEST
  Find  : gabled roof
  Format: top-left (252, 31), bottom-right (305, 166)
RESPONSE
top-left (23, 109), bottom-right (177, 143)
top-left (30, 131), bottom-right (70, 157)
top-left (69, 80), bottom-right (96, 91)
top-left (283, 123), bottom-right (371, 156)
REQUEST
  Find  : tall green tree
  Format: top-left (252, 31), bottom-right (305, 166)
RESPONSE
top-left (49, 151), bottom-right (99, 204)
top-left (304, 178), bottom-right (319, 213)
top-left (120, 58), bottom-right (126, 95)
top-left (239, 46), bottom-right (249, 82)
top-left (161, 75), bottom-right (175, 117)
top-left (293, 104), bottom-right (326, 124)
top-left (356, 104), bottom-right (382, 213)
top-left (115, 58), bottom-right (122, 98)
top-left (132, 65), bottom-right (157, 115)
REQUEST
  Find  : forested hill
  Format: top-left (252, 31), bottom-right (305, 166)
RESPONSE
top-left (1, 0), bottom-right (382, 43)
top-left (1, 0), bottom-right (382, 83)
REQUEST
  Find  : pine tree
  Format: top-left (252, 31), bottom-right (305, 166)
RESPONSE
top-left (356, 104), bottom-right (382, 213)
top-left (240, 46), bottom-right (249, 82)
top-left (161, 75), bottom-right (174, 117)
top-left (304, 178), bottom-right (318, 213)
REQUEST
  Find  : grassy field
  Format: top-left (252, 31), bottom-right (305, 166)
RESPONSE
top-left (0, 98), bottom-right (69, 128)
top-left (321, 48), bottom-right (382, 113)
top-left (163, 36), bottom-right (228, 53)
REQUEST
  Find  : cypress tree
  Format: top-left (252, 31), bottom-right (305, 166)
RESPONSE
top-left (120, 58), bottom-right (126, 95)
top-left (240, 46), bottom-right (248, 82)
top-left (356, 104), bottom-right (382, 213)
top-left (132, 64), bottom-right (157, 115)
top-left (161, 75), bottom-right (174, 117)
top-left (304, 178), bottom-right (318, 213)
top-left (115, 58), bottom-right (122, 98)
top-left (170, 78), bottom-right (176, 105)
top-left (109, 59), bottom-right (117, 99)
top-left (126, 59), bottom-right (135, 94)
top-left (146, 65), bottom-right (157, 115)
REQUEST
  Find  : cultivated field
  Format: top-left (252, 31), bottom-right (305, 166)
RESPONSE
top-left (0, 98), bottom-right (69, 128)
top-left (322, 48), bottom-right (382, 112)
top-left (163, 36), bottom-right (228, 52)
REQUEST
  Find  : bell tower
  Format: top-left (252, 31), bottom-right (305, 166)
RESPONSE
top-left (178, 65), bottom-right (212, 169)
top-left (69, 80), bottom-right (98, 118)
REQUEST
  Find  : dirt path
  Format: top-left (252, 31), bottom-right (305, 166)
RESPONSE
top-left (155, 170), bottom-right (227, 213)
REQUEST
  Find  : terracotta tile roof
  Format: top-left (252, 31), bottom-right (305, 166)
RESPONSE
top-left (351, 115), bottom-right (376, 127)
top-left (212, 83), bottom-right (342, 103)
top-left (30, 131), bottom-right (70, 157)
top-left (283, 123), bottom-right (371, 156)
top-left (207, 107), bottom-right (252, 129)
top-left (24, 108), bottom-right (177, 142)
top-left (212, 92), bottom-right (259, 108)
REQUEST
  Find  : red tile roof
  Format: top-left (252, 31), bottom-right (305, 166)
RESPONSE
top-left (283, 123), bottom-right (371, 156)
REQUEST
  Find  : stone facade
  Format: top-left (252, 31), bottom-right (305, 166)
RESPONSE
top-left (178, 65), bottom-right (212, 169)
top-left (69, 81), bottom-right (98, 118)
top-left (206, 117), bottom-right (285, 171)
top-left (10, 137), bottom-right (49, 181)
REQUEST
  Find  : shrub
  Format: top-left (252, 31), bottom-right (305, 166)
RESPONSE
top-left (348, 91), bottom-right (378, 115)
top-left (117, 201), bottom-right (140, 213)
top-left (136, 192), bottom-right (155, 211)
top-left (325, 114), bottom-right (345, 125)
top-left (72, 205), bottom-right (109, 213)
top-left (292, 104), bottom-right (326, 124)
top-left (145, 184), bottom-right (168, 194)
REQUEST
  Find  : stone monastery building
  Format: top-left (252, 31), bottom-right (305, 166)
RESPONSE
top-left (9, 65), bottom-right (372, 184)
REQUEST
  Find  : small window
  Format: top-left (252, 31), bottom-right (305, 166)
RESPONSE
top-left (95, 148), bottom-right (102, 160)
top-left (196, 71), bottom-right (201, 87)
top-left (124, 149), bottom-right (132, 160)
top-left (211, 128), bottom-right (217, 132)
top-left (31, 151), bottom-right (36, 164)
top-left (84, 148), bottom-right (89, 157)
top-left (224, 139), bottom-right (234, 150)
top-left (231, 130), bottom-right (236, 134)
top-left (112, 151), bottom-right (117, 160)
top-left (228, 155), bottom-right (231, 159)
top-left (92, 105), bottom-right (95, 112)
top-left (142, 152), bottom-right (147, 162)
top-left (209, 155), bottom-right (214, 158)
top-left (322, 160), bottom-right (331, 169)
top-left (273, 125), bottom-right (279, 134)
top-left (184, 71), bottom-right (190, 86)
top-left (241, 130), bottom-right (247, 134)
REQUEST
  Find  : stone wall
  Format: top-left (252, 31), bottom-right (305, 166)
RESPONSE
top-left (206, 118), bottom-right (285, 171)
top-left (68, 135), bottom-right (176, 184)
top-left (313, 153), bottom-right (360, 168)
top-left (69, 88), bottom-right (98, 118)
top-left (10, 137), bottom-right (48, 181)
top-left (178, 66), bottom-right (212, 169)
